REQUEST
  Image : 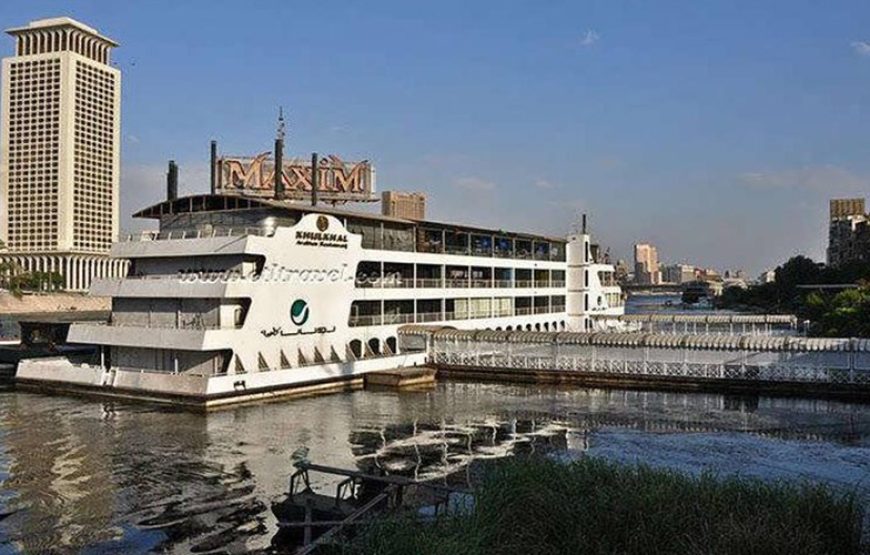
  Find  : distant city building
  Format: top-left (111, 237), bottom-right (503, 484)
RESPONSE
top-left (381, 191), bottom-right (426, 220)
top-left (633, 243), bottom-right (661, 285)
top-left (614, 259), bottom-right (630, 283)
top-left (696, 268), bottom-right (721, 282)
top-left (722, 277), bottom-right (748, 290)
top-left (0, 17), bottom-right (127, 290)
top-left (827, 198), bottom-right (869, 268)
top-left (758, 269), bottom-right (776, 284)
top-left (830, 198), bottom-right (865, 220)
top-left (662, 263), bottom-right (696, 284)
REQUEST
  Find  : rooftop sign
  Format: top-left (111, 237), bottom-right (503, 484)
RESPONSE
top-left (215, 153), bottom-right (376, 202)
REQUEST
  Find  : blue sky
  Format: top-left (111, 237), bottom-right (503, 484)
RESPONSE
top-left (2, 0), bottom-right (870, 274)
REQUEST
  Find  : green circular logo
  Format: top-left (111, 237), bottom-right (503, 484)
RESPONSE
top-left (290, 299), bottom-right (310, 326)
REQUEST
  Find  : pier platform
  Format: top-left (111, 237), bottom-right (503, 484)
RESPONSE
top-left (399, 327), bottom-right (870, 402)
top-left (365, 366), bottom-right (436, 389)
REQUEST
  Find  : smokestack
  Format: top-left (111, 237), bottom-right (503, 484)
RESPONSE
top-left (311, 152), bottom-right (319, 207)
top-left (209, 140), bottom-right (217, 194)
top-left (582, 213), bottom-right (587, 234)
top-left (167, 160), bottom-right (178, 201)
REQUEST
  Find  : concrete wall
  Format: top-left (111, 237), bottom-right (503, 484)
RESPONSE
top-left (0, 291), bottom-right (110, 314)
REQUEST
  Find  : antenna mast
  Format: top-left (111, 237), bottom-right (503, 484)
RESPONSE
top-left (274, 107), bottom-right (286, 199)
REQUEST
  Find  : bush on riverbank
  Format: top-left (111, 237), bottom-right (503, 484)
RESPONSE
top-left (332, 457), bottom-right (865, 555)
top-left (715, 255), bottom-right (870, 337)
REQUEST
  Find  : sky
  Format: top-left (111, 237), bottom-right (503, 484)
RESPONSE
top-left (2, 0), bottom-right (870, 275)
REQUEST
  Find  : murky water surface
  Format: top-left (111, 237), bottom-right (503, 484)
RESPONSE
top-left (1, 383), bottom-right (868, 553)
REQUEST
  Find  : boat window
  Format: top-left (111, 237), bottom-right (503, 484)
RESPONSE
top-left (367, 338), bottom-right (381, 356)
top-left (494, 237), bottom-right (513, 258)
top-left (386, 337), bottom-right (398, 354)
top-left (417, 228), bottom-right (443, 253)
top-left (471, 234), bottom-right (493, 256)
top-left (515, 239), bottom-right (532, 259)
top-left (349, 340), bottom-right (363, 359)
top-left (534, 241), bottom-right (550, 261)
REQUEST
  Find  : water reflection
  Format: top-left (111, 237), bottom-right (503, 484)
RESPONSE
top-left (0, 383), bottom-right (868, 553)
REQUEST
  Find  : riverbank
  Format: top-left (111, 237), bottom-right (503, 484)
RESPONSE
top-left (0, 291), bottom-right (108, 314)
top-left (0, 292), bottom-right (110, 341)
top-left (334, 457), bottom-right (866, 555)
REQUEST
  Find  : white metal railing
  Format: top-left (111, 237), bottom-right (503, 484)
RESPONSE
top-left (349, 314), bottom-right (382, 327)
top-left (429, 339), bottom-right (870, 387)
top-left (121, 227), bottom-right (273, 242)
top-left (416, 278), bottom-right (443, 288)
top-left (416, 312), bottom-right (443, 323)
top-left (468, 310), bottom-right (493, 319)
top-left (383, 313), bottom-right (416, 325)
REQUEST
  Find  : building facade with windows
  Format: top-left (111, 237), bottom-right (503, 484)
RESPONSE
top-left (662, 263), bottom-right (697, 284)
top-left (381, 191), bottom-right (426, 220)
top-left (827, 198), bottom-right (870, 269)
top-left (633, 242), bottom-right (661, 285)
top-left (0, 17), bottom-right (127, 291)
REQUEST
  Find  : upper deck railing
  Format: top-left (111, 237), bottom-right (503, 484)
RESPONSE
top-left (120, 227), bottom-right (274, 242)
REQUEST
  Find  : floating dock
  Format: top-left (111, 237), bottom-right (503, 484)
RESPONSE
top-left (399, 327), bottom-right (870, 401)
top-left (364, 366), bottom-right (436, 389)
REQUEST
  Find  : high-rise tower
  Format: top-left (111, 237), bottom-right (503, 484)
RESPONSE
top-left (1, 17), bottom-right (126, 291)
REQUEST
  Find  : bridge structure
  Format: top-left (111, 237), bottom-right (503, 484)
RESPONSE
top-left (398, 327), bottom-right (870, 399)
top-left (593, 313), bottom-right (799, 335)
top-left (621, 283), bottom-right (683, 295)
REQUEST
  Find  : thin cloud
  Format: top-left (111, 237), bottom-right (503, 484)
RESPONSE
top-left (534, 179), bottom-right (559, 189)
top-left (851, 41), bottom-right (870, 56)
top-left (580, 30), bottom-right (600, 47)
top-left (739, 165), bottom-right (868, 192)
top-left (453, 176), bottom-right (496, 191)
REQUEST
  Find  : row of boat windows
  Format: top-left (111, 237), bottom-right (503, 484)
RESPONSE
top-left (349, 296), bottom-right (566, 327)
top-left (356, 262), bottom-right (566, 289)
top-left (157, 209), bottom-right (567, 262)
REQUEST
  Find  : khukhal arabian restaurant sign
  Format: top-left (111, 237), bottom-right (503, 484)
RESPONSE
top-left (295, 215), bottom-right (348, 249)
top-left (216, 153), bottom-right (376, 202)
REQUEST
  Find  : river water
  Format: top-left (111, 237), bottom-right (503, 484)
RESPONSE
top-left (2, 294), bottom-right (869, 553)
top-left (1, 383), bottom-right (869, 553)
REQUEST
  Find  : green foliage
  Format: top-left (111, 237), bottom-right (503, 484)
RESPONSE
top-left (332, 457), bottom-right (865, 555)
top-left (0, 264), bottom-right (64, 296)
top-left (807, 285), bottom-right (870, 337)
top-left (717, 256), bottom-right (870, 336)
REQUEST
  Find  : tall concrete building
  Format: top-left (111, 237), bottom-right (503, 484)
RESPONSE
top-left (381, 191), bottom-right (426, 220)
top-left (827, 198), bottom-right (869, 268)
top-left (662, 263), bottom-right (696, 284)
top-left (633, 242), bottom-right (661, 285)
top-left (0, 17), bottom-right (126, 291)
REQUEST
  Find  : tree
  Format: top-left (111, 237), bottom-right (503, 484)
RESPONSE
top-left (811, 284), bottom-right (870, 337)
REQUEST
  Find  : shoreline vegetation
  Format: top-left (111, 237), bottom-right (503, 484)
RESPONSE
top-left (716, 256), bottom-right (870, 337)
top-left (329, 457), bottom-right (866, 555)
